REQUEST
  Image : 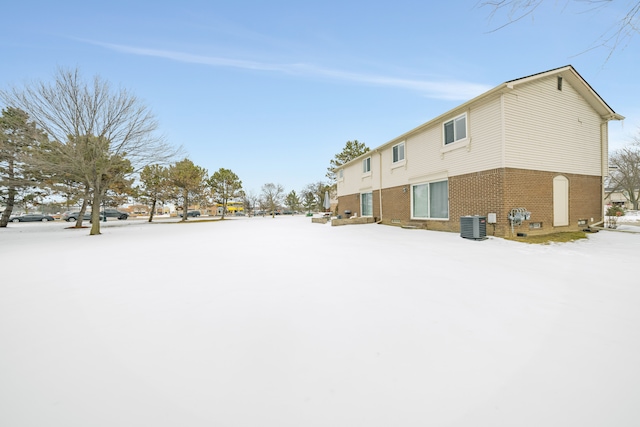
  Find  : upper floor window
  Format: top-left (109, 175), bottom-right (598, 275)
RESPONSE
top-left (392, 142), bottom-right (405, 163)
top-left (362, 157), bottom-right (371, 174)
top-left (444, 114), bottom-right (467, 145)
top-left (338, 169), bottom-right (343, 180)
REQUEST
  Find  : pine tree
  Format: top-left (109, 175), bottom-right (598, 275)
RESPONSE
top-left (139, 164), bottom-right (170, 222)
top-left (208, 168), bottom-right (243, 219)
top-left (285, 190), bottom-right (301, 213)
top-left (327, 140), bottom-right (370, 183)
top-left (169, 159), bottom-right (207, 221)
top-left (0, 107), bottom-right (48, 227)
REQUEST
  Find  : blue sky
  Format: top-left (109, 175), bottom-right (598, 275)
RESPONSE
top-left (1, 0), bottom-right (638, 195)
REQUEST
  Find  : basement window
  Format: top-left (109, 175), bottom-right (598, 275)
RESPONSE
top-left (529, 222), bottom-right (542, 229)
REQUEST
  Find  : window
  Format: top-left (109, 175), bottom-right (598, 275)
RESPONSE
top-left (362, 157), bottom-right (371, 174)
top-left (444, 114), bottom-right (467, 145)
top-left (392, 142), bottom-right (405, 163)
top-left (361, 192), bottom-right (373, 217)
top-left (338, 169), bottom-right (343, 179)
top-left (412, 180), bottom-right (449, 219)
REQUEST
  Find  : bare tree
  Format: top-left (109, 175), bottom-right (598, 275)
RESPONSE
top-left (1, 68), bottom-right (179, 235)
top-left (480, 0), bottom-right (640, 59)
top-left (243, 190), bottom-right (259, 217)
top-left (608, 139), bottom-right (640, 210)
top-left (261, 183), bottom-right (284, 218)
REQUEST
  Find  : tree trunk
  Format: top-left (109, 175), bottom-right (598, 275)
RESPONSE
top-left (74, 188), bottom-right (91, 228)
top-left (181, 189), bottom-right (188, 222)
top-left (149, 198), bottom-right (156, 222)
top-left (0, 156), bottom-right (17, 227)
top-left (0, 187), bottom-right (16, 228)
top-left (89, 187), bottom-right (103, 235)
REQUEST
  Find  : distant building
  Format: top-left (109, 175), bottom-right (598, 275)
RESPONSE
top-left (215, 201), bottom-right (244, 216)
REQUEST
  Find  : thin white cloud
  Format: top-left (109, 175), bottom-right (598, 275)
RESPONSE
top-left (92, 41), bottom-right (493, 101)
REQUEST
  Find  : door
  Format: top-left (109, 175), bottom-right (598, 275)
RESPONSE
top-left (553, 175), bottom-right (569, 227)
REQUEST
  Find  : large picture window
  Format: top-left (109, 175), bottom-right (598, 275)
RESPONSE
top-left (361, 192), bottom-right (373, 217)
top-left (412, 180), bottom-right (449, 219)
top-left (392, 142), bottom-right (405, 163)
top-left (444, 114), bottom-right (467, 145)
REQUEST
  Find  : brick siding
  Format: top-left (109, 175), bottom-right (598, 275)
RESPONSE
top-left (337, 167), bottom-right (603, 237)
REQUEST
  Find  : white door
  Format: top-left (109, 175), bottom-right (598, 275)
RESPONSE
top-left (553, 175), bottom-right (569, 226)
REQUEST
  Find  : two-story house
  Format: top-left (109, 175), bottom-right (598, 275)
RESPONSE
top-left (335, 65), bottom-right (623, 236)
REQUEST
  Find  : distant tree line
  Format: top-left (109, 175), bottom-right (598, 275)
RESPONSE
top-left (0, 68), bottom-right (177, 234)
top-left (1, 69), bottom-right (379, 232)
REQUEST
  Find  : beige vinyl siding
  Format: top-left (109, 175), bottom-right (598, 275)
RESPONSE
top-left (503, 76), bottom-right (603, 176)
top-left (437, 95), bottom-right (503, 176)
top-left (375, 95), bottom-right (504, 190)
top-left (336, 152), bottom-right (380, 197)
top-left (378, 142), bottom-right (410, 189)
top-left (338, 67), bottom-right (615, 200)
top-left (337, 162), bottom-right (362, 196)
top-left (400, 129), bottom-right (440, 186)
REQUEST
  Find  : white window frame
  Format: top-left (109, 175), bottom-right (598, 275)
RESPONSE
top-left (443, 113), bottom-right (467, 145)
top-left (360, 192), bottom-right (373, 217)
top-left (362, 157), bottom-right (371, 174)
top-left (410, 180), bottom-right (449, 220)
top-left (392, 142), bottom-right (405, 164)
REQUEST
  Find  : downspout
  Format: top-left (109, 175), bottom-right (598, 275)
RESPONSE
top-left (377, 149), bottom-right (383, 223)
top-left (595, 120), bottom-right (609, 229)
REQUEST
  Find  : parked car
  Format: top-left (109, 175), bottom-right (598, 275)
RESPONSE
top-left (62, 211), bottom-right (92, 222)
top-left (100, 208), bottom-right (129, 220)
top-left (179, 210), bottom-right (201, 218)
top-left (10, 213), bottom-right (56, 222)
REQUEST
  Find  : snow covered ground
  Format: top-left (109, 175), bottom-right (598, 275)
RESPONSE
top-left (1, 216), bottom-right (639, 427)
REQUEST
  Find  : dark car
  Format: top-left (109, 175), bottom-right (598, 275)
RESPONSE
top-left (179, 210), bottom-right (201, 218)
top-left (10, 213), bottom-right (55, 222)
top-left (62, 211), bottom-right (92, 222)
top-left (100, 208), bottom-right (129, 220)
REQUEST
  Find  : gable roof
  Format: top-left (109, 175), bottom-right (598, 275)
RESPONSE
top-left (339, 65), bottom-right (624, 170)
top-left (505, 65), bottom-right (624, 121)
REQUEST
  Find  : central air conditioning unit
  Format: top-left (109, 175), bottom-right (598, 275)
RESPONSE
top-left (460, 216), bottom-right (487, 240)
